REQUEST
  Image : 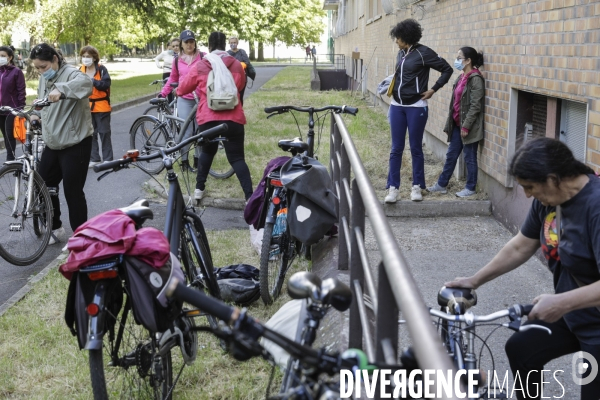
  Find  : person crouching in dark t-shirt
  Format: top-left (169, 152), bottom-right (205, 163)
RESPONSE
top-left (445, 137), bottom-right (600, 400)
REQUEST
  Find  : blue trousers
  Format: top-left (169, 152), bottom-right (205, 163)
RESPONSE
top-left (386, 105), bottom-right (428, 189)
top-left (437, 126), bottom-right (479, 191)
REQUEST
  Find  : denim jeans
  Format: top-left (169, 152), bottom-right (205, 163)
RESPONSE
top-left (177, 97), bottom-right (198, 162)
top-left (437, 126), bottom-right (479, 191)
top-left (386, 105), bottom-right (428, 189)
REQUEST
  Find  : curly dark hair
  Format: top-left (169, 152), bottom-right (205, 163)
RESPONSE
top-left (389, 19), bottom-right (423, 45)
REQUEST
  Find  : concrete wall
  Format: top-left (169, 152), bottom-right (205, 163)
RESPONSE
top-left (330, 0), bottom-right (600, 229)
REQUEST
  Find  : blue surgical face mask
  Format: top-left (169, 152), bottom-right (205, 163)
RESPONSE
top-left (454, 59), bottom-right (464, 71)
top-left (42, 67), bottom-right (57, 80)
top-left (167, 49), bottom-right (174, 55)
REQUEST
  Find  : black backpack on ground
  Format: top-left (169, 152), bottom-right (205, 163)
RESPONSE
top-left (214, 264), bottom-right (260, 307)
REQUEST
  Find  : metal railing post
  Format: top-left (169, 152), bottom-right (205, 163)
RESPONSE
top-left (338, 137), bottom-right (350, 271)
top-left (348, 178), bottom-right (365, 349)
top-left (375, 262), bottom-right (398, 363)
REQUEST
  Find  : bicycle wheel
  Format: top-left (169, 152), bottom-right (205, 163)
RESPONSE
top-left (89, 296), bottom-right (174, 400)
top-left (144, 105), bottom-right (178, 137)
top-left (259, 222), bottom-right (292, 305)
top-left (0, 164), bottom-right (53, 266)
top-left (130, 116), bottom-right (169, 175)
top-left (207, 141), bottom-right (234, 179)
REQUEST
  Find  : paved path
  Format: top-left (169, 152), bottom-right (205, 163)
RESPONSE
top-left (0, 66), bottom-right (284, 309)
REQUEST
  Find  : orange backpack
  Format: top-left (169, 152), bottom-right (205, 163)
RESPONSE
top-left (13, 116), bottom-right (26, 144)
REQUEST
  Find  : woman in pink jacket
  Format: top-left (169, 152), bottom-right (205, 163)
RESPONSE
top-left (177, 31), bottom-right (252, 202)
top-left (159, 30), bottom-right (204, 172)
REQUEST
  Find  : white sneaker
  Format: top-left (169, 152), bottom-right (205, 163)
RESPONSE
top-left (88, 161), bottom-right (100, 169)
top-left (62, 243), bottom-right (69, 252)
top-left (48, 226), bottom-right (66, 245)
top-left (194, 189), bottom-right (205, 201)
top-left (384, 187), bottom-right (399, 203)
top-left (410, 185), bottom-right (423, 201)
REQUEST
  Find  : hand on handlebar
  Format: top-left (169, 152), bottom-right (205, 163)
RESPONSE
top-left (444, 276), bottom-right (478, 289)
top-left (48, 89), bottom-right (64, 102)
top-left (529, 293), bottom-right (566, 323)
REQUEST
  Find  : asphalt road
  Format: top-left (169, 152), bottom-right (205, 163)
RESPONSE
top-left (0, 66), bottom-right (284, 308)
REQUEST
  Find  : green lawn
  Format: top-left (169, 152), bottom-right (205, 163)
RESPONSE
top-left (26, 73), bottom-right (163, 104)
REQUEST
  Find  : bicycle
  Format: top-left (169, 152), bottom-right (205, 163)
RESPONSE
top-left (0, 99), bottom-right (54, 266)
top-left (166, 271), bottom-right (391, 400)
top-left (132, 84), bottom-right (234, 179)
top-left (81, 123), bottom-right (228, 398)
top-left (145, 78), bottom-right (175, 117)
top-left (258, 105), bottom-right (358, 304)
top-left (401, 286), bottom-right (552, 399)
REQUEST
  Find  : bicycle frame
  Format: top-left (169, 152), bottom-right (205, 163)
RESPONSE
top-left (6, 119), bottom-right (45, 220)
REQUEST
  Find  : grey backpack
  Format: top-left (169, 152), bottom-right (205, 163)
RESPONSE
top-left (206, 69), bottom-right (239, 110)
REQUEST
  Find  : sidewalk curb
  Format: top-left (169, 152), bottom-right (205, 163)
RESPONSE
top-left (143, 175), bottom-right (491, 217)
top-left (0, 252), bottom-right (68, 318)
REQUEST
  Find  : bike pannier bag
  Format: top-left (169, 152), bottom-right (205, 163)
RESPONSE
top-left (124, 253), bottom-right (184, 333)
top-left (65, 270), bottom-right (123, 349)
top-left (280, 156), bottom-right (338, 245)
top-left (13, 116), bottom-right (26, 144)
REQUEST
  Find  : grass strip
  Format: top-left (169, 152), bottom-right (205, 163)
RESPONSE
top-left (26, 73), bottom-right (163, 105)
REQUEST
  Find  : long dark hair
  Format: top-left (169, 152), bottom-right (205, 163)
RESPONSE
top-left (510, 137), bottom-right (594, 183)
top-left (460, 47), bottom-right (484, 68)
top-left (208, 32), bottom-right (226, 52)
top-left (29, 43), bottom-right (64, 65)
top-left (0, 46), bottom-right (15, 65)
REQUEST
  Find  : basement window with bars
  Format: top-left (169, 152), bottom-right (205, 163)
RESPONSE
top-left (514, 91), bottom-right (588, 161)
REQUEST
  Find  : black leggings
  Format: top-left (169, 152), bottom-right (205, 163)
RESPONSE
top-left (196, 121), bottom-right (253, 200)
top-left (0, 114), bottom-right (17, 161)
top-left (505, 317), bottom-right (600, 399)
top-left (38, 136), bottom-right (92, 232)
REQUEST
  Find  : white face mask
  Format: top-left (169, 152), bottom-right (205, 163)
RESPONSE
top-left (0, 57), bottom-right (8, 66)
top-left (82, 57), bottom-right (93, 67)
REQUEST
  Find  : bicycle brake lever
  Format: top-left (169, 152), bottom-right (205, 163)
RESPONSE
top-left (266, 113), bottom-right (278, 119)
top-left (519, 324), bottom-right (552, 335)
top-left (97, 171), bottom-right (113, 181)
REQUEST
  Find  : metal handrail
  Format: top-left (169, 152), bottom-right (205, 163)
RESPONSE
top-left (330, 112), bottom-right (458, 400)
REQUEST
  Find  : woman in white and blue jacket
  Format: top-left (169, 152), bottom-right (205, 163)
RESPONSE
top-left (384, 19), bottom-right (453, 203)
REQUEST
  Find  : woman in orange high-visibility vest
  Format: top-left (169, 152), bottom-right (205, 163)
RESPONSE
top-left (80, 45), bottom-right (113, 167)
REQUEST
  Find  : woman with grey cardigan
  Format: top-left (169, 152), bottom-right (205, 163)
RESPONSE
top-left (427, 47), bottom-right (485, 198)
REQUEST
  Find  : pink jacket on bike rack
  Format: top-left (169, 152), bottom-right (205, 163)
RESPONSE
top-left (59, 209), bottom-right (170, 280)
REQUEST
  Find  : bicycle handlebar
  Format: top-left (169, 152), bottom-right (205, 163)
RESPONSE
top-left (0, 96), bottom-right (56, 118)
top-left (264, 105), bottom-right (358, 116)
top-left (166, 279), bottom-right (382, 374)
top-left (429, 304), bottom-right (533, 324)
top-left (93, 123), bottom-right (228, 173)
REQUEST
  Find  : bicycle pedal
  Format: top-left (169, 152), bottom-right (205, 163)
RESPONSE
top-left (183, 309), bottom-right (203, 317)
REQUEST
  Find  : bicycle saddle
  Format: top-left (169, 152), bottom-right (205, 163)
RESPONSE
top-left (288, 271), bottom-right (321, 302)
top-left (150, 98), bottom-right (169, 105)
top-left (437, 286), bottom-right (477, 315)
top-left (278, 138), bottom-right (309, 154)
top-left (119, 199), bottom-right (153, 227)
top-left (320, 278), bottom-right (352, 311)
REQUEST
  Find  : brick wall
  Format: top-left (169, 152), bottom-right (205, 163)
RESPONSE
top-left (332, 0), bottom-right (600, 187)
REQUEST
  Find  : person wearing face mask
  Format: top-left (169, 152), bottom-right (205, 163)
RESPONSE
top-left (79, 45), bottom-right (113, 168)
top-left (384, 19), bottom-right (453, 204)
top-left (0, 45), bottom-right (26, 162)
top-left (227, 36), bottom-right (255, 105)
top-left (29, 43), bottom-right (93, 248)
top-left (159, 30), bottom-right (205, 172)
top-left (427, 47), bottom-right (485, 198)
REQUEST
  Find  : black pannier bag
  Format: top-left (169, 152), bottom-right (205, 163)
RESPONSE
top-left (279, 156), bottom-right (338, 245)
top-left (65, 270), bottom-right (123, 349)
top-left (215, 264), bottom-right (260, 307)
top-left (124, 253), bottom-right (185, 333)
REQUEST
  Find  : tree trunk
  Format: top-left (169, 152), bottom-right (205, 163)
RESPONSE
top-left (249, 42), bottom-right (255, 61)
top-left (258, 42), bottom-right (264, 62)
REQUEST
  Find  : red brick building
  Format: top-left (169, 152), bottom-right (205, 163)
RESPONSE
top-left (326, 0), bottom-right (600, 231)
